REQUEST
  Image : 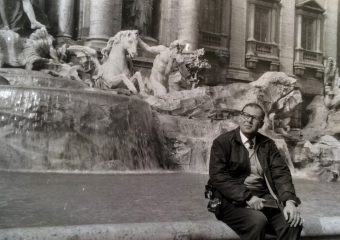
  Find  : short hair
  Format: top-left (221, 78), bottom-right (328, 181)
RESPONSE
top-left (241, 103), bottom-right (265, 120)
top-left (170, 39), bottom-right (186, 49)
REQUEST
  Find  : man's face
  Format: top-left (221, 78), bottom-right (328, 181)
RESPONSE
top-left (239, 106), bottom-right (264, 137)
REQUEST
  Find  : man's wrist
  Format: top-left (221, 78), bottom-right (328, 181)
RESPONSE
top-left (285, 200), bottom-right (297, 207)
top-left (245, 194), bottom-right (253, 204)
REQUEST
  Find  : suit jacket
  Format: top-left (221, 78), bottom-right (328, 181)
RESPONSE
top-left (209, 127), bottom-right (301, 206)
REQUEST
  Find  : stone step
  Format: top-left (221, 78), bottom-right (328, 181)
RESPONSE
top-left (1, 218), bottom-right (340, 240)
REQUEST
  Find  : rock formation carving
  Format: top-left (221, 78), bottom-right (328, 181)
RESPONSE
top-left (149, 72), bottom-right (301, 171)
top-left (0, 28), bottom-right (53, 69)
top-left (249, 72), bottom-right (302, 137)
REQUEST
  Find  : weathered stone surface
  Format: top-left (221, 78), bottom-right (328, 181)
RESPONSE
top-left (0, 86), bottom-right (163, 171)
top-left (146, 84), bottom-right (256, 119)
top-left (0, 29), bottom-right (53, 69)
top-left (154, 113), bottom-right (238, 171)
top-left (292, 94), bottom-right (340, 181)
top-left (250, 72), bottom-right (297, 110)
top-left (150, 72), bottom-right (301, 171)
top-left (147, 72), bottom-right (299, 120)
top-left (302, 95), bottom-right (329, 139)
top-left (272, 138), bottom-right (294, 170)
top-left (145, 87), bottom-right (215, 117)
top-left (0, 68), bottom-right (88, 89)
top-left (326, 110), bottom-right (340, 135)
top-left (295, 136), bottom-right (340, 182)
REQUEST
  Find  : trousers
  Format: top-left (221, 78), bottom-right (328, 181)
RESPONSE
top-left (218, 200), bottom-right (302, 240)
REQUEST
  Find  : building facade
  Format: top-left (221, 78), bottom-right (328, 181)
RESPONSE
top-left (38, 0), bottom-right (339, 127)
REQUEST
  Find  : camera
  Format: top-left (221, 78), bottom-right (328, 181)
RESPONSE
top-left (205, 184), bottom-right (222, 214)
top-left (207, 198), bottom-right (222, 214)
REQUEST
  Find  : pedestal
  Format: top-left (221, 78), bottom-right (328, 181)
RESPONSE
top-left (46, 0), bottom-right (75, 42)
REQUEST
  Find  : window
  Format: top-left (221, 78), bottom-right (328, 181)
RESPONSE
top-left (245, 0), bottom-right (280, 70)
top-left (294, 0), bottom-right (324, 78)
top-left (200, 0), bottom-right (223, 35)
top-left (254, 6), bottom-right (270, 42)
top-left (301, 16), bottom-right (316, 51)
top-left (199, 0), bottom-right (231, 55)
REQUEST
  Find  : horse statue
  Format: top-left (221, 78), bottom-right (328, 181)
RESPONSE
top-left (94, 30), bottom-right (145, 94)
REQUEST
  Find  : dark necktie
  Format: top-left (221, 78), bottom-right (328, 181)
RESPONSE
top-left (247, 139), bottom-right (254, 149)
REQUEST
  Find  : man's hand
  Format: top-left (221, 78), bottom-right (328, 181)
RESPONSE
top-left (283, 201), bottom-right (303, 227)
top-left (246, 196), bottom-right (265, 211)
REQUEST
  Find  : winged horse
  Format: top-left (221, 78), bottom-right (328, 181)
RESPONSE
top-left (94, 30), bottom-right (145, 94)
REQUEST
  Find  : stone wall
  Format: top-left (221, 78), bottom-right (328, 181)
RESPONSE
top-left (0, 83), bottom-right (165, 171)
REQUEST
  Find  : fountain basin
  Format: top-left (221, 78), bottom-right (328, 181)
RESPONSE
top-left (0, 68), bottom-right (88, 89)
top-left (0, 86), bottom-right (164, 171)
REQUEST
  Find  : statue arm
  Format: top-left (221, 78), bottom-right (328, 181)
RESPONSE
top-left (138, 38), bottom-right (168, 55)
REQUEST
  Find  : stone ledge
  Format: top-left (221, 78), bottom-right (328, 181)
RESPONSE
top-left (1, 217), bottom-right (340, 240)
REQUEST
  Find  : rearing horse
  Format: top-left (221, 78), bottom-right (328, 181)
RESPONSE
top-left (95, 30), bottom-right (144, 94)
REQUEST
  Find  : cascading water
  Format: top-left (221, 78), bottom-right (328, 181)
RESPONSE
top-left (0, 70), bottom-right (164, 171)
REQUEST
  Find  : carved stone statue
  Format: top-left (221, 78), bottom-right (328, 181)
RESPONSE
top-left (181, 48), bottom-right (211, 89)
top-left (138, 38), bottom-right (188, 96)
top-left (50, 44), bottom-right (100, 86)
top-left (324, 57), bottom-right (340, 109)
top-left (0, 28), bottom-right (53, 69)
top-left (122, 0), bottom-right (153, 35)
top-left (267, 90), bottom-right (302, 136)
top-left (38, 30), bottom-right (145, 93)
top-left (324, 57), bottom-right (337, 93)
top-left (94, 30), bottom-right (144, 94)
top-left (0, 0), bottom-right (45, 34)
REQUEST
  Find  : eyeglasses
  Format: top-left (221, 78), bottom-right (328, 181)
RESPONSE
top-left (240, 111), bottom-right (263, 122)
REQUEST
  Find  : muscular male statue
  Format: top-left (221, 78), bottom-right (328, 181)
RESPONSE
top-left (0, 0), bottom-right (45, 31)
top-left (138, 38), bottom-right (186, 96)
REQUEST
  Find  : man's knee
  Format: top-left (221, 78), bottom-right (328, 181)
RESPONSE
top-left (274, 219), bottom-right (303, 240)
top-left (285, 224), bottom-right (303, 240)
top-left (247, 211), bottom-right (268, 231)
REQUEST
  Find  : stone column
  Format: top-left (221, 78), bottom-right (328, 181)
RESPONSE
top-left (316, 16), bottom-right (322, 52)
top-left (248, 3), bottom-right (255, 41)
top-left (246, 2), bottom-right (256, 62)
top-left (178, 0), bottom-right (199, 50)
top-left (271, 7), bottom-right (277, 43)
top-left (76, 0), bottom-right (91, 41)
top-left (46, 0), bottom-right (75, 42)
top-left (296, 13), bottom-right (302, 49)
top-left (294, 11), bottom-right (304, 76)
top-left (86, 0), bottom-right (122, 49)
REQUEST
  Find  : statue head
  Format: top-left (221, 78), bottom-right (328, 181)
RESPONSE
top-left (102, 30), bottom-right (139, 59)
top-left (169, 39), bottom-right (187, 52)
top-left (121, 30), bottom-right (139, 58)
top-left (328, 57), bottom-right (335, 64)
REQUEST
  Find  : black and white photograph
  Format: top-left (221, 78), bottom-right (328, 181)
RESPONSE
top-left (0, 0), bottom-right (340, 239)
